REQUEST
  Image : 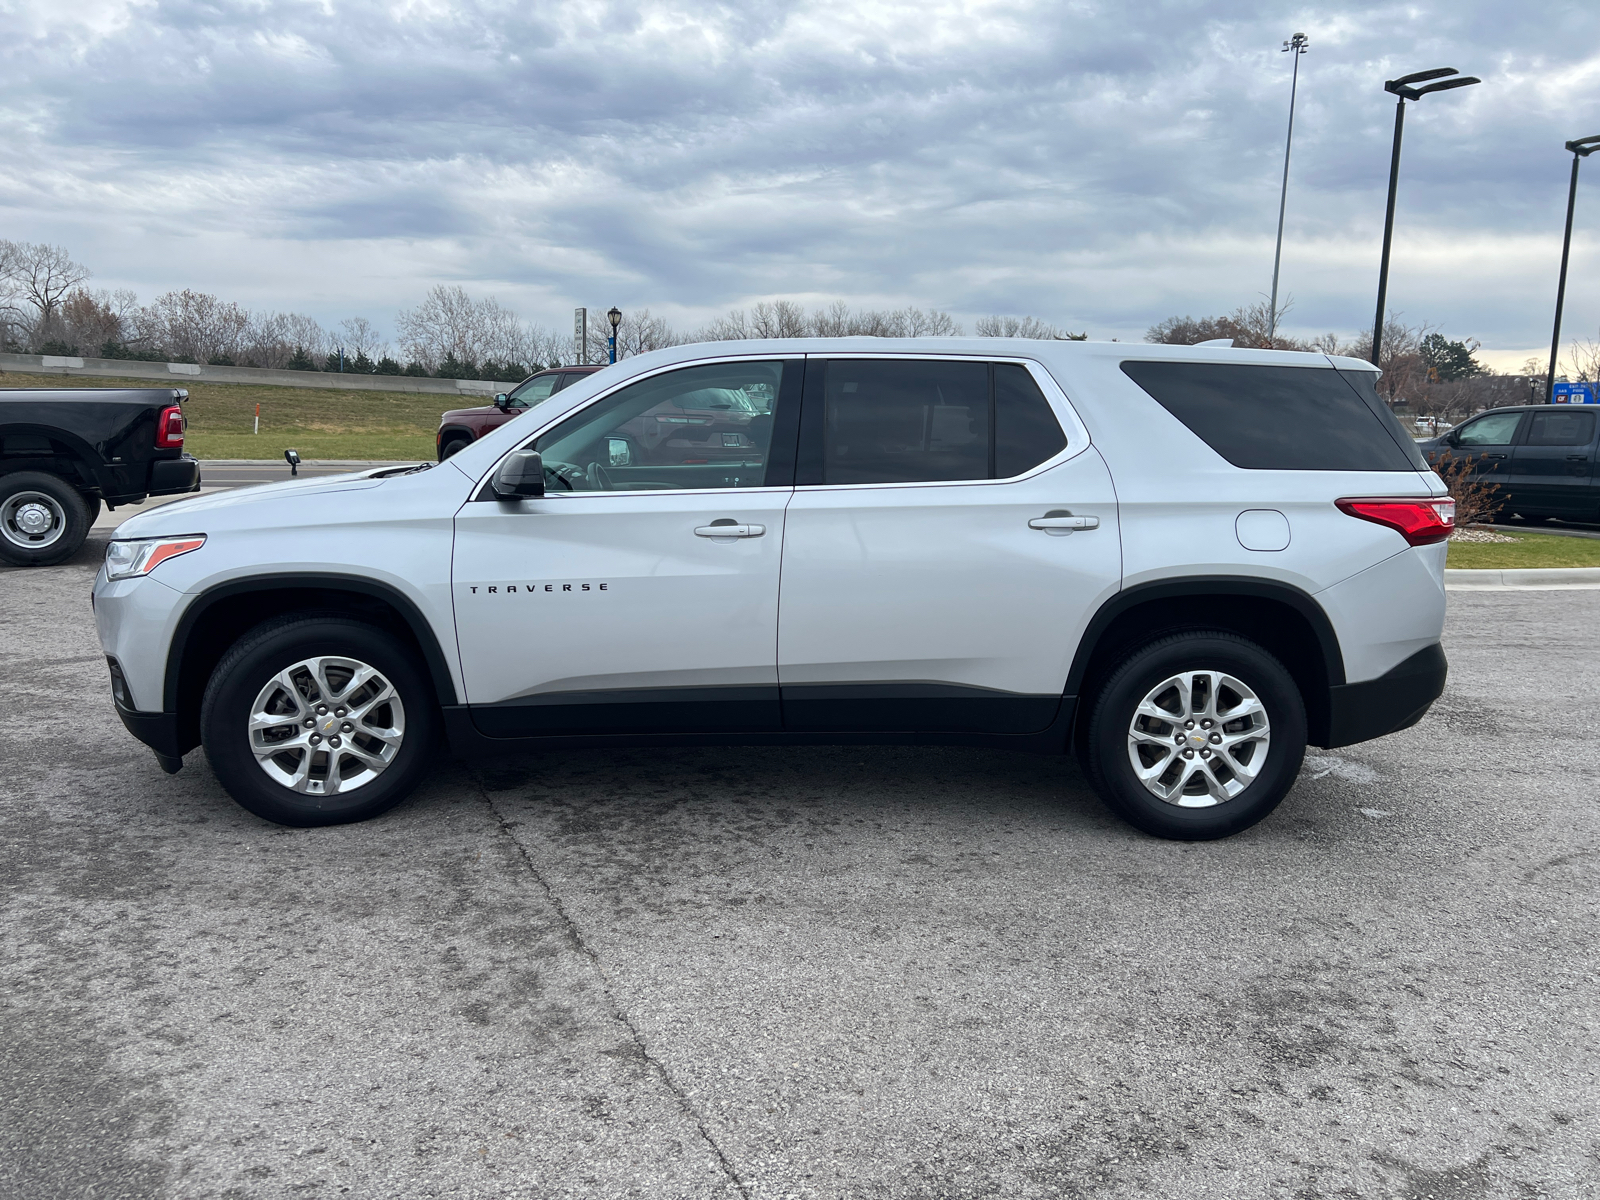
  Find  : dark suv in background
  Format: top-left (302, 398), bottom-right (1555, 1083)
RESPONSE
top-left (1419, 404), bottom-right (1599, 521)
top-left (436, 366), bottom-right (603, 460)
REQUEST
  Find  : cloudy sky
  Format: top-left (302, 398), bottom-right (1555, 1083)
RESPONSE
top-left (4, 0), bottom-right (1599, 368)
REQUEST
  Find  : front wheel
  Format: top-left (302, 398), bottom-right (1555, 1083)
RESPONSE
top-left (1085, 631), bottom-right (1307, 840)
top-left (201, 615), bottom-right (438, 827)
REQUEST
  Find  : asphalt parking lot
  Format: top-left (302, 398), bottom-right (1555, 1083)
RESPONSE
top-left (4, 535), bottom-right (1597, 1200)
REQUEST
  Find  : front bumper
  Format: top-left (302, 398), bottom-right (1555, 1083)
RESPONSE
top-left (113, 702), bottom-right (185, 771)
top-left (1320, 643), bottom-right (1447, 749)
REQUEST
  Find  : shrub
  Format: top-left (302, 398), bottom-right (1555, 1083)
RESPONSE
top-left (286, 346), bottom-right (318, 372)
top-left (208, 354), bottom-right (235, 366)
top-left (375, 357), bottom-right (403, 375)
top-left (1432, 451), bottom-right (1505, 526)
top-left (402, 361), bottom-right (429, 377)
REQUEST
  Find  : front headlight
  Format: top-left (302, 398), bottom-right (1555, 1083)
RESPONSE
top-left (105, 534), bottom-right (206, 580)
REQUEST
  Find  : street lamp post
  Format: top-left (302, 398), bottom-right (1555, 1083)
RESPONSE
top-left (1546, 135), bottom-right (1600, 403)
top-left (1268, 32), bottom-right (1309, 345)
top-left (1370, 67), bottom-right (1480, 367)
top-left (607, 307), bottom-right (622, 365)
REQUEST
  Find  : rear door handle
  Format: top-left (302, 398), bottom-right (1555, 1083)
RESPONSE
top-left (1029, 513), bottom-right (1100, 536)
top-left (1482, 453), bottom-right (1507, 460)
top-left (1567, 455), bottom-right (1588, 461)
top-left (694, 523), bottom-right (765, 538)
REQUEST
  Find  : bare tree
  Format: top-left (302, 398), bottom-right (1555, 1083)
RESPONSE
top-left (13, 243), bottom-right (91, 332)
top-left (336, 317), bottom-right (388, 361)
top-left (0, 240), bottom-right (31, 349)
top-left (140, 289), bottom-right (253, 363)
top-left (241, 312), bottom-right (330, 368)
top-left (56, 288), bottom-right (138, 353)
top-left (1566, 328), bottom-right (1600, 383)
top-left (586, 308), bottom-right (685, 362)
top-left (697, 299), bottom-right (965, 343)
top-left (974, 314), bottom-right (1081, 339)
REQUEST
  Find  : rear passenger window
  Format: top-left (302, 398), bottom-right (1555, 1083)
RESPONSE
top-left (824, 360), bottom-right (988, 484)
top-left (995, 363), bottom-right (1068, 477)
top-left (819, 360), bottom-right (1068, 485)
top-left (1120, 361), bottom-right (1418, 471)
top-left (1525, 409), bottom-right (1596, 447)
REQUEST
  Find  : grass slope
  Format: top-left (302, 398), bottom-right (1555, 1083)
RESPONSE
top-left (0, 370), bottom-right (462, 460)
top-left (1447, 532), bottom-right (1600, 569)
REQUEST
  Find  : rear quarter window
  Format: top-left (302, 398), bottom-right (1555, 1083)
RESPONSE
top-left (1119, 361), bottom-right (1422, 472)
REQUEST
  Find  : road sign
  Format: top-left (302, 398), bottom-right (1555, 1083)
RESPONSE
top-left (573, 308), bottom-right (587, 366)
top-left (1552, 381), bottom-right (1596, 403)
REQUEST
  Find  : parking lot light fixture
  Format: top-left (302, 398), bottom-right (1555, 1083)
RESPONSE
top-left (607, 307), bottom-right (622, 365)
top-left (1268, 32), bottom-right (1309, 345)
top-left (1370, 67), bottom-right (1481, 366)
top-left (1546, 135), bottom-right (1600, 402)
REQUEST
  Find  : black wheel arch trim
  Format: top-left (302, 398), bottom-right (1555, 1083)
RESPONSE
top-left (163, 572), bottom-right (460, 713)
top-left (1066, 575), bottom-right (1347, 696)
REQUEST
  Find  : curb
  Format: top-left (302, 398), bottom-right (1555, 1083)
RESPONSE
top-left (1446, 567), bottom-right (1600, 590)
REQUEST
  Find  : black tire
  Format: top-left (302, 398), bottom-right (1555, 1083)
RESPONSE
top-left (201, 615), bottom-right (438, 827)
top-left (439, 435), bottom-right (471, 461)
top-left (1085, 631), bottom-right (1307, 841)
top-left (0, 471), bottom-right (92, 566)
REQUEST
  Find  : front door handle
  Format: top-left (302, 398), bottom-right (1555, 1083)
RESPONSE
top-left (1029, 512), bottom-right (1100, 536)
top-left (694, 523), bottom-right (766, 538)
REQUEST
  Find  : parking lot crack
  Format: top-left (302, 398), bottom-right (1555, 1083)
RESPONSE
top-left (474, 775), bottom-right (750, 1199)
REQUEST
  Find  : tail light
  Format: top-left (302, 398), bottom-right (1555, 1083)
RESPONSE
top-left (1336, 496), bottom-right (1455, 546)
top-left (155, 404), bottom-right (185, 449)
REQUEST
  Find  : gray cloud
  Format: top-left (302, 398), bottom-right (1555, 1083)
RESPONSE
top-left (3, 0), bottom-right (1598, 359)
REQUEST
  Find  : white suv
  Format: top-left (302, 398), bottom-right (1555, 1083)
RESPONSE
top-left (92, 339), bottom-right (1452, 840)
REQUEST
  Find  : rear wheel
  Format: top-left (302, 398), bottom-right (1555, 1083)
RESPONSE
top-left (201, 615), bottom-right (438, 827)
top-left (1085, 631), bottom-right (1306, 840)
top-left (0, 471), bottom-right (91, 566)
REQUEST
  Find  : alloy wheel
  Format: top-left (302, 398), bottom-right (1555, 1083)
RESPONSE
top-left (1126, 670), bottom-right (1271, 807)
top-left (248, 656), bottom-right (406, 795)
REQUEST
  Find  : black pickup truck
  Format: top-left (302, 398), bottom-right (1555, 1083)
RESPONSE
top-left (0, 387), bottom-right (201, 566)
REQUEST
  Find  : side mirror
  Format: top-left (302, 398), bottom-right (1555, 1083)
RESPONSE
top-left (1445, 431), bottom-right (1460, 447)
top-left (606, 437), bottom-right (632, 467)
top-left (493, 449), bottom-right (545, 500)
top-left (493, 393), bottom-right (510, 409)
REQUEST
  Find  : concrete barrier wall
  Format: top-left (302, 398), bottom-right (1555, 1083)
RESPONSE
top-left (0, 352), bottom-right (506, 396)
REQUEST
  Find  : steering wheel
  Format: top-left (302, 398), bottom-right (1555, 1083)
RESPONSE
top-left (543, 460), bottom-right (587, 490)
top-left (584, 462), bottom-right (614, 491)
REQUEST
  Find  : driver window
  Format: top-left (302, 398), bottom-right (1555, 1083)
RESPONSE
top-left (533, 361), bottom-right (788, 492)
top-left (1455, 411), bottom-right (1523, 446)
top-left (505, 373), bottom-right (564, 410)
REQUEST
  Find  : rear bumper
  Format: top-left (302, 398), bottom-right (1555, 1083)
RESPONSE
top-left (1320, 643), bottom-right (1447, 749)
top-left (149, 455), bottom-right (201, 495)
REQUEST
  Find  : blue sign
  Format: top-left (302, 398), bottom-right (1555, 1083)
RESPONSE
top-left (1553, 381), bottom-right (1597, 403)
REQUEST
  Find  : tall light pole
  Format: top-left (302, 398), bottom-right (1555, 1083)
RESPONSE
top-left (1546, 135), bottom-right (1600, 402)
top-left (1267, 32), bottom-right (1309, 345)
top-left (607, 306), bottom-right (622, 365)
top-left (1370, 67), bottom-right (1480, 367)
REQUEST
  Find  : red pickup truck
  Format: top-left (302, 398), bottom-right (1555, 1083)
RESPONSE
top-left (436, 367), bottom-right (601, 460)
